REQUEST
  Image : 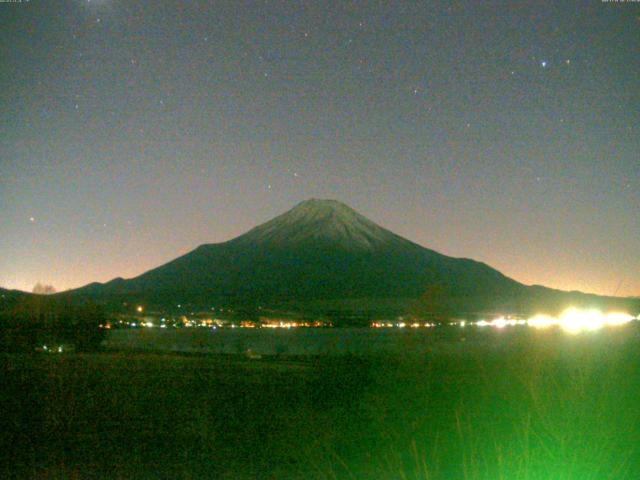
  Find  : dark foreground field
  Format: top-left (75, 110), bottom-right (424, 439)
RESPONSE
top-left (3, 327), bottom-right (640, 479)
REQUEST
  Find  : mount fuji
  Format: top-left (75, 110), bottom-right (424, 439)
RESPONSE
top-left (63, 199), bottom-right (638, 318)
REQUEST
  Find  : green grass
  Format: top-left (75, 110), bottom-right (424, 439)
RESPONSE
top-left (2, 327), bottom-right (640, 479)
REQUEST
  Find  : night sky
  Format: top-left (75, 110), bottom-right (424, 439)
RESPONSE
top-left (1, 0), bottom-right (638, 296)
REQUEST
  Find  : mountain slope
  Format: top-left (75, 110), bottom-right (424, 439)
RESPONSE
top-left (0, 287), bottom-right (35, 312)
top-left (66, 199), bottom-right (639, 316)
top-left (233, 199), bottom-right (405, 251)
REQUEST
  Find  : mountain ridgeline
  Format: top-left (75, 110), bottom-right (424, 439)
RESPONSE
top-left (65, 200), bottom-right (639, 319)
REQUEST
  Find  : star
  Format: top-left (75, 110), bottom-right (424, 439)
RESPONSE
top-left (541, 60), bottom-right (548, 68)
top-left (29, 217), bottom-right (35, 222)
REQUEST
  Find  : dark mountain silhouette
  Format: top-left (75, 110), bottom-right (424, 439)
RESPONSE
top-left (63, 199), bottom-right (639, 318)
top-left (0, 287), bottom-right (32, 310)
top-left (0, 287), bottom-right (42, 330)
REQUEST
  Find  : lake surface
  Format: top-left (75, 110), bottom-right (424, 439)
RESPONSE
top-left (104, 323), bottom-right (640, 356)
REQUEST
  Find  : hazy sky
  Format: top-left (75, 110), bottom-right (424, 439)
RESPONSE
top-left (1, 0), bottom-right (638, 296)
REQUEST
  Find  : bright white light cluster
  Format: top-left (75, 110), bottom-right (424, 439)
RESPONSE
top-left (474, 309), bottom-right (637, 334)
top-left (554, 308), bottom-right (635, 334)
top-left (476, 317), bottom-right (526, 328)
